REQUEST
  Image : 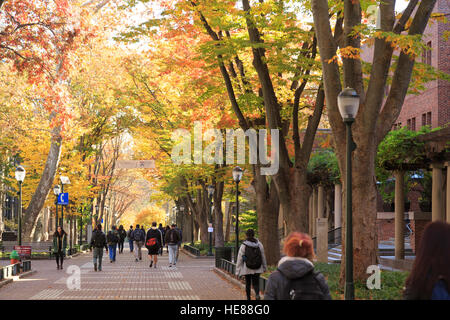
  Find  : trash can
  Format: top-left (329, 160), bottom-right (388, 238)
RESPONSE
top-left (215, 247), bottom-right (232, 268)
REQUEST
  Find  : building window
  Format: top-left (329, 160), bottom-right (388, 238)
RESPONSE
top-left (427, 112), bottom-right (431, 127)
top-left (423, 41), bottom-right (432, 65)
top-left (412, 117), bottom-right (416, 131)
top-left (422, 113), bottom-right (427, 127)
top-left (407, 119), bottom-right (411, 130)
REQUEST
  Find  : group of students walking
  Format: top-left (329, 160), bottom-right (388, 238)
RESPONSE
top-left (88, 221), bottom-right (182, 271)
top-left (235, 221), bottom-right (450, 300)
top-left (51, 219), bottom-right (449, 300)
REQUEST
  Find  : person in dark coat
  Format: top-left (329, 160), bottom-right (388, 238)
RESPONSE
top-left (165, 224), bottom-right (181, 267)
top-left (117, 225), bottom-right (127, 254)
top-left (145, 222), bottom-right (164, 268)
top-left (52, 226), bottom-right (67, 270)
top-left (127, 225), bottom-right (134, 252)
top-left (264, 232), bottom-right (331, 300)
top-left (404, 221), bottom-right (450, 300)
top-left (158, 223), bottom-right (165, 255)
top-left (89, 224), bottom-right (108, 271)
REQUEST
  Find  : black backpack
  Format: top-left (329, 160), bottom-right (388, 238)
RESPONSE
top-left (287, 271), bottom-right (326, 300)
top-left (133, 229), bottom-right (144, 242)
top-left (244, 243), bottom-right (262, 269)
top-left (146, 230), bottom-right (160, 249)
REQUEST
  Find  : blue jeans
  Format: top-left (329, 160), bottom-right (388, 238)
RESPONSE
top-left (129, 240), bottom-right (134, 252)
top-left (108, 244), bottom-right (117, 261)
top-left (168, 244), bottom-right (178, 265)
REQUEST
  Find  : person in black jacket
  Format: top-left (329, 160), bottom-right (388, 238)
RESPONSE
top-left (158, 223), bottom-right (165, 255)
top-left (264, 232), bottom-right (331, 300)
top-left (107, 226), bottom-right (119, 263)
top-left (89, 224), bottom-right (108, 272)
top-left (52, 226), bottom-right (67, 270)
top-left (117, 225), bottom-right (127, 254)
top-left (127, 225), bottom-right (134, 252)
top-left (146, 222), bottom-right (164, 268)
top-left (165, 224), bottom-right (181, 267)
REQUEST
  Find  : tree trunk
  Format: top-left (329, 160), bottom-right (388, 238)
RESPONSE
top-left (23, 124), bottom-right (62, 241)
top-left (213, 198), bottom-right (225, 247)
top-left (253, 166), bottom-right (280, 266)
top-left (224, 201), bottom-right (232, 242)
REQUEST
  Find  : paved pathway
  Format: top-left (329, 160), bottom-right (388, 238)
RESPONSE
top-left (0, 245), bottom-right (246, 300)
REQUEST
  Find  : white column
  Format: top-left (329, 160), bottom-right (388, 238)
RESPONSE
top-left (394, 171), bottom-right (405, 260)
top-left (334, 184), bottom-right (342, 229)
top-left (316, 217), bottom-right (328, 263)
top-left (318, 185), bottom-right (325, 219)
top-left (312, 187), bottom-right (318, 237)
top-left (431, 163), bottom-right (444, 221)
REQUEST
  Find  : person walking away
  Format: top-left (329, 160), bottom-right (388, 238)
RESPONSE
top-left (235, 229), bottom-right (267, 300)
top-left (165, 224), bottom-right (181, 267)
top-left (158, 223), bottom-right (165, 256)
top-left (52, 226), bottom-right (68, 270)
top-left (89, 224), bottom-right (108, 271)
top-left (118, 225), bottom-right (127, 253)
top-left (165, 226), bottom-right (171, 253)
top-left (146, 222), bottom-right (164, 268)
top-left (404, 221), bottom-right (450, 300)
top-left (107, 226), bottom-right (119, 263)
top-left (127, 225), bottom-right (134, 252)
top-left (132, 224), bottom-right (145, 262)
top-left (174, 224), bottom-right (182, 264)
top-left (264, 232), bottom-right (331, 300)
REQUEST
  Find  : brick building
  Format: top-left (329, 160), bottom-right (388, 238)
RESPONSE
top-left (393, 0), bottom-right (450, 130)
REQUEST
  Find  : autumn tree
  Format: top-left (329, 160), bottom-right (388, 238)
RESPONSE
top-left (310, 0), bottom-right (442, 280)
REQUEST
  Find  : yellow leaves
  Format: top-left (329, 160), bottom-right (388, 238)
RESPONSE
top-left (326, 46), bottom-right (361, 65)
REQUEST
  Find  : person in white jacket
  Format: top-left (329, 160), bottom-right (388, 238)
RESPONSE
top-left (235, 229), bottom-right (267, 300)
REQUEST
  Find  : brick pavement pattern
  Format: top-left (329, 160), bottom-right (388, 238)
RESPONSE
top-left (0, 245), bottom-right (246, 300)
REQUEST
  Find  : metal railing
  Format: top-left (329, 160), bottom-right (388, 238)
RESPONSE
top-left (183, 244), bottom-right (200, 256)
top-left (311, 227), bottom-right (342, 251)
top-left (22, 260), bottom-right (31, 272)
top-left (217, 258), bottom-right (268, 294)
top-left (1, 263), bottom-right (20, 280)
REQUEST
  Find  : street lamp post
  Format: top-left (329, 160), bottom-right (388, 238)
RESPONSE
top-left (59, 176), bottom-right (70, 229)
top-left (191, 198), bottom-right (195, 245)
top-left (15, 166), bottom-right (26, 246)
top-left (53, 185), bottom-right (61, 232)
top-left (207, 185), bottom-right (215, 256)
top-left (179, 205), bottom-right (184, 242)
top-left (337, 87), bottom-right (360, 301)
top-left (232, 166), bottom-right (243, 262)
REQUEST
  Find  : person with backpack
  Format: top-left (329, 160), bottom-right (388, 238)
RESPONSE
top-left (158, 223), bottom-right (165, 256)
top-left (107, 226), bottom-right (120, 263)
top-left (127, 225), bottom-right (134, 252)
top-left (165, 224), bottom-right (181, 267)
top-left (264, 232), bottom-right (331, 300)
top-left (132, 224), bottom-right (145, 262)
top-left (145, 222), bottom-right (164, 268)
top-left (165, 226), bottom-right (171, 253)
top-left (117, 225), bottom-right (127, 254)
top-left (89, 224), bottom-right (108, 272)
top-left (404, 221), bottom-right (450, 300)
top-left (235, 229), bottom-right (267, 300)
top-left (175, 225), bottom-right (183, 263)
top-left (52, 226), bottom-right (67, 270)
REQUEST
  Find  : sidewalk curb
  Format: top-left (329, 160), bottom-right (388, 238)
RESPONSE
top-left (0, 269), bottom-right (37, 288)
top-left (213, 267), bottom-right (265, 300)
top-left (181, 249), bottom-right (215, 259)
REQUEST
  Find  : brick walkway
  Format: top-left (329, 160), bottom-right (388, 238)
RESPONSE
top-left (0, 245), bottom-right (246, 300)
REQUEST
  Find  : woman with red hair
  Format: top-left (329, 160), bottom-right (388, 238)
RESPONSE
top-left (264, 232), bottom-right (331, 300)
top-left (404, 221), bottom-right (450, 300)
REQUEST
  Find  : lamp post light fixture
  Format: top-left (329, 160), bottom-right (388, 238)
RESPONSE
top-left (15, 166), bottom-right (26, 246)
top-left (337, 87), bottom-right (360, 300)
top-left (207, 184), bottom-right (215, 256)
top-left (59, 176), bottom-right (70, 228)
top-left (232, 166), bottom-right (243, 262)
top-left (53, 185), bottom-right (61, 232)
top-left (191, 198), bottom-right (196, 245)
